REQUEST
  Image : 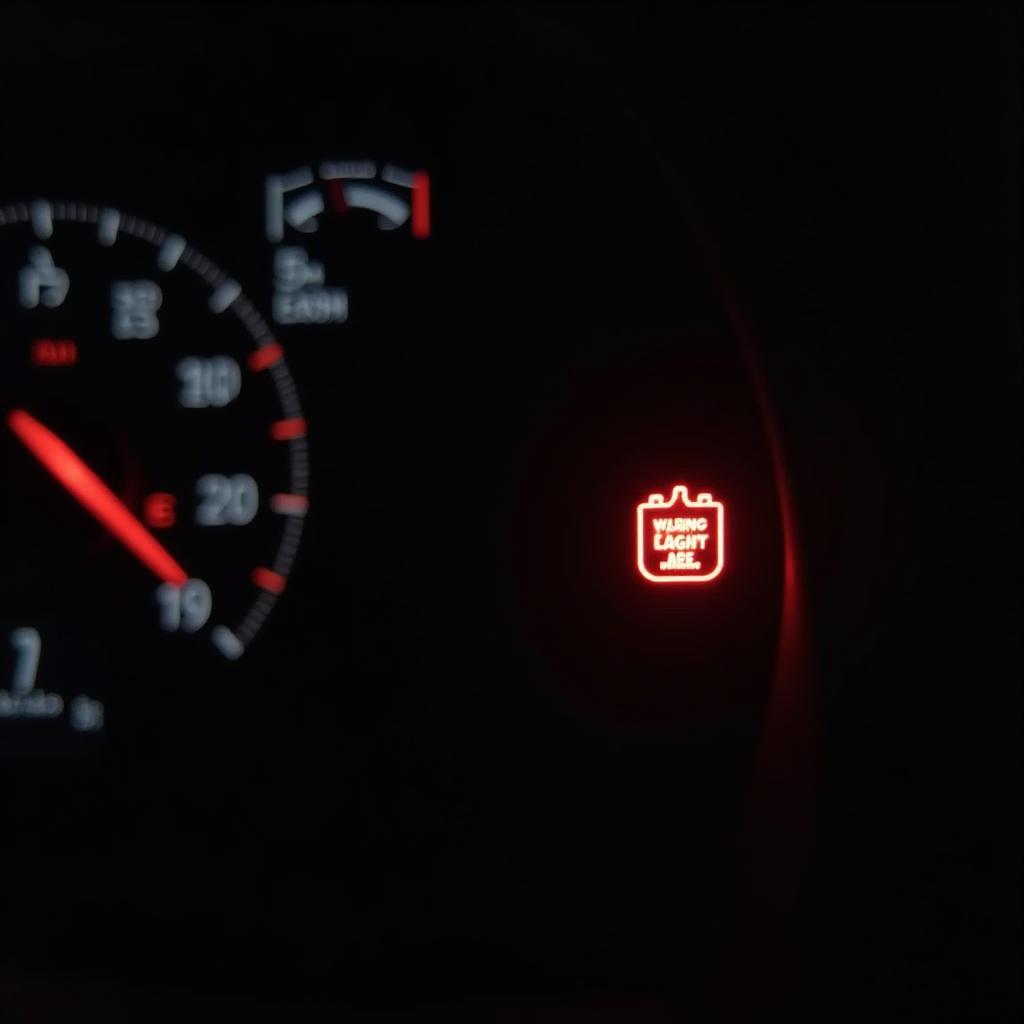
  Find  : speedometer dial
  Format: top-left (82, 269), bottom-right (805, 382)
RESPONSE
top-left (0, 200), bottom-right (308, 737)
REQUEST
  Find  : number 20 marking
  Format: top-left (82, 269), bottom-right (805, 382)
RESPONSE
top-left (196, 474), bottom-right (259, 526)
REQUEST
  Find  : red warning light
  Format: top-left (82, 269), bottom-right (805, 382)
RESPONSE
top-left (30, 338), bottom-right (78, 367)
top-left (143, 492), bottom-right (177, 529)
top-left (637, 485), bottom-right (725, 583)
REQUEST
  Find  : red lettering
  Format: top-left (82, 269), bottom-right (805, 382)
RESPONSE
top-left (30, 339), bottom-right (78, 367)
top-left (143, 493), bottom-right (177, 528)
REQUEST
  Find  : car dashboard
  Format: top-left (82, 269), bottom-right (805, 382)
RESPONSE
top-left (0, 7), bottom-right (1017, 1022)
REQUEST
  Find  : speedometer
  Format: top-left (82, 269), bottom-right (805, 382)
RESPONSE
top-left (0, 200), bottom-right (308, 738)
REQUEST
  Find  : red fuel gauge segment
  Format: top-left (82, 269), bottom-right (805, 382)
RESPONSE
top-left (637, 485), bottom-right (725, 583)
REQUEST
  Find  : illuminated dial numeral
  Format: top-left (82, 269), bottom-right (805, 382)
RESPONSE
top-left (176, 356), bottom-right (242, 408)
top-left (111, 280), bottom-right (162, 339)
top-left (195, 474), bottom-right (259, 526)
top-left (18, 247), bottom-right (69, 309)
top-left (156, 579), bottom-right (212, 633)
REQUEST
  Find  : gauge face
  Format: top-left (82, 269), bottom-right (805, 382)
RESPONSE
top-left (0, 200), bottom-right (308, 739)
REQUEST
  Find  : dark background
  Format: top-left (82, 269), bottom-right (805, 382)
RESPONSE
top-left (0, 5), bottom-right (1018, 1021)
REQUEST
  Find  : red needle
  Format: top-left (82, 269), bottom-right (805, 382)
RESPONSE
top-left (7, 408), bottom-right (188, 586)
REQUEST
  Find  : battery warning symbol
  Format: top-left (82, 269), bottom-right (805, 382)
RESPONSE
top-left (637, 485), bottom-right (725, 583)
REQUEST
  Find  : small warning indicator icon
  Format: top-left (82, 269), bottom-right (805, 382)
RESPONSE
top-left (636, 485), bottom-right (725, 583)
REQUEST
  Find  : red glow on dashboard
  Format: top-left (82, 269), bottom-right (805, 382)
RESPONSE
top-left (636, 485), bottom-right (724, 583)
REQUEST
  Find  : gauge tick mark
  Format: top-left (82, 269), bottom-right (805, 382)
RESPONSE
top-left (209, 279), bottom-right (241, 313)
top-left (248, 341), bottom-right (284, 372)
top-left (211, 626), bottom-right (244, 661)
top-left (270, 417), bottom-right (307, 441)
top-left (271, 493), bottom-right (309, 518)
top-left (97, 209), bottom-right (120, 246)
top-left (30, 200), bottom-right (53, 239)
top-left (157, 234), bottom-right (186, 271)
top-left (251, 567), bottom-right (287, 595)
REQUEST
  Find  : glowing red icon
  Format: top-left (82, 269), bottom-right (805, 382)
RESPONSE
top-left (637, 485), bottom-right (725, 583)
